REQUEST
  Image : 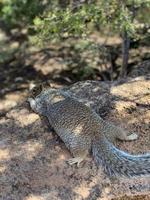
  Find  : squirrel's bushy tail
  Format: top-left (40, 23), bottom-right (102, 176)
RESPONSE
top-left (92, 135), bottom-right (150, 177)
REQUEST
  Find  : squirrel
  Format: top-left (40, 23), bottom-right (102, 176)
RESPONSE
top-left (28, 85), bottom-right (150, 177)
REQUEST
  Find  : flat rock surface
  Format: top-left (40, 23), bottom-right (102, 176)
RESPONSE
top-left (0, 76), bottom-right (150, 200)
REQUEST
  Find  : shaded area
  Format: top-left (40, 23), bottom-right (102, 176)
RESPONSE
top-left (0, 28), bottom-right (150, 98)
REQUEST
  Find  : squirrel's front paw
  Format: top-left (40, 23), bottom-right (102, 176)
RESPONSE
top-left (67, 157), bottom-right (84, 167)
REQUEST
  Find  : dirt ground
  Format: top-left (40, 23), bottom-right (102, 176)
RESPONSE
top-left (0, 66), bottom-right (150, 200)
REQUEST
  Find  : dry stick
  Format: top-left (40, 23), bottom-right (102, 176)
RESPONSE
top-left (120, 30), bottom-right (130, 78)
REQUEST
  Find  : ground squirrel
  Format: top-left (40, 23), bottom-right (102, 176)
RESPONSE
top-left (28, 86), bottom-right (150, 177)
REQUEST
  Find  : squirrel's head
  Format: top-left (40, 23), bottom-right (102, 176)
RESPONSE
top-left (28, 82), bottom-right (72, 108)
top-left (28, 82), bottom-right (52, 98)
top-left (32, 86), bottom-right (71, 108)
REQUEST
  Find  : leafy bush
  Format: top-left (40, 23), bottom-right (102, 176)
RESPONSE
top-left (32, 1), bottom-right (150, 42)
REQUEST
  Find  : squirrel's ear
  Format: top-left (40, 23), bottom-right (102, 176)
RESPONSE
top-left (40, 84), bottom-right (44, 91)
